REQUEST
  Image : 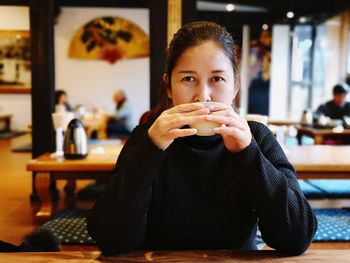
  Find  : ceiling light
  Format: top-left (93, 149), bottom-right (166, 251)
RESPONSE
top-left (226, 4), bottom-right (235, 12)
top-left (197, 1), bottom-right (267, 13)
top-left (286, 11), bottom-right (294, 19)
top-left (262, 24), bottom-right (269, 30)
top-left (299, 17), bottom-right (307, 23)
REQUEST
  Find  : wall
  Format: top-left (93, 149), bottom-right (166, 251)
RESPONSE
top-left (319, 16), bottom-right (343, 103)
top-left (55, 7), bottom-right (150, 129)
top-left (269, 25), bottom-right (290, 120)
top-left (0, 6), bottom-right (31, 130)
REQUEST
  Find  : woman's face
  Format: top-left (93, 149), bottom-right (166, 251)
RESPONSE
top-left (168, 41), bottom-right (236, 106)
top-left (58, 94), bottom-right (67, 105)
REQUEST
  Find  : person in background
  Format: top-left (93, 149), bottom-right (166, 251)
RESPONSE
top-left (106, 89), bottom-right (134, 138)
top-left (247, 29), bottom-right (272, 115)
top-left (55, 89), bottom-right (72, 112)
top-left (87, 21), bottom-right (317, 256)
top-left (314, 84), bottom-right (350, 120)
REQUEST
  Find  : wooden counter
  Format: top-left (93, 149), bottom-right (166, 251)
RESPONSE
top-left (1, 249), bottom-right (350, 262)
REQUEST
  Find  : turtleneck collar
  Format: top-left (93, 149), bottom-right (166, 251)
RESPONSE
top-left (180, 134), bottom-right (223, 150)
top-left (170, 134), bottom-right (228, 162)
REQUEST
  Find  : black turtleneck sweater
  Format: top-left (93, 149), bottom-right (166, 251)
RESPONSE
top-left (87, 121), bottom-right (317, 256)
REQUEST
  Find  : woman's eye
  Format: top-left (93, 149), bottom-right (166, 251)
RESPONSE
top-left (211, 76), bottom-right (225, 82)
top-left (182, 76), bottom-right (195, 82)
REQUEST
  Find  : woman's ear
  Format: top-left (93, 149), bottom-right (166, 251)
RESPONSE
top-left (163, 74), bottom-right (172, 99)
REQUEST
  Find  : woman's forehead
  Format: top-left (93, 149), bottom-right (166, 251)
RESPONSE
top-left (173, 42), bottom-right (233, 72)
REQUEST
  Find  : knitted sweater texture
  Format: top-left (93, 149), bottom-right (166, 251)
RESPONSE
top-left (87, 121), bottom-right (317, 255)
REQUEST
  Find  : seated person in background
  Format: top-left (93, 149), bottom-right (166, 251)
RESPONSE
top-left (314, 84), bottom-right (350, 120)
top-left (55, 89), bottom-right (72, 112)
top-left (87, 21), bottom-right (317, 256)
top-left (106, 89), bottom-right (134, 138)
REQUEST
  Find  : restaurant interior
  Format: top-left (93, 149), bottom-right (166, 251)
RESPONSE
top-left (1, 0), bottom-right (350, 261)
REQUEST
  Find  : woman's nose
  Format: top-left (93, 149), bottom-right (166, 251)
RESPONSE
top-left (194, 83), bottom-right (211, 102)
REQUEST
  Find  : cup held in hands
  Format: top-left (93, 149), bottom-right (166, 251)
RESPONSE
top-left (190, 102), bottom-right (221, 136)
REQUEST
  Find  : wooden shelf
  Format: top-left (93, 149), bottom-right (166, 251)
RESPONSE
top-left (0, 85), bottom-right (31, 94)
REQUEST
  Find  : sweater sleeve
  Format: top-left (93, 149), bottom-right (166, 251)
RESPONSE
top-left (234, 122), bottom-right (317, 255)
top-left (86, 124), bottom-right (166, 255)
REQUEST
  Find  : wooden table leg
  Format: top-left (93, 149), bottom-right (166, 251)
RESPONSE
top-left (314, 135), bottom-right (323, 145)
top-left (30, 172), bottom-right (40, 202)
top-left (297, 132), bottom-right (303, 145)
top-left (98, 122), bottom-right (107, 139)
top-left (64, 179), bottom-right (76, 197)
top-left (64, 179), bottom-right (77, 209)
top-left (35, 172), bottom-right (54, 222)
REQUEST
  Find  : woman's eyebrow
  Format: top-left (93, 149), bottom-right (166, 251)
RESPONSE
top-left (177, 70), bottom-right (197, 74)
top-left (177, 70), bottom-right (227, 74)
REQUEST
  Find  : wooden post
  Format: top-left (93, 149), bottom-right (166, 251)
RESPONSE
top-left (30, 0), bottom-right (56, 158)
top-left (29, 0), bottom-right (56, 202)
top-left (150, 0), bottom-right (196, 107)
top-left (150, 0), bottom-right (167, 108)
top-left (167, 0), bottom-right (182, 45)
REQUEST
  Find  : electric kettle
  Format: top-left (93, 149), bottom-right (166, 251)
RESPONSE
top-left (63, 118), bottom-right (88, 159)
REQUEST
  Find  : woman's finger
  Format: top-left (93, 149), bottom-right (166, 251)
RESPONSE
top-left (206, 114), bottom-right (247, 130)
top-left (204, 102), bottom-right (229, 112)
top-left (214, 125), bottom-right (245, 137)
top-left (169, 128), bottom-right (198, 138)
top-left (166, 103), bottom-right (204, 114)
top-left (167, 115), bottom-right (210, 128)
top-left (172, 107), bottom-right (210, 118)
top-left (210, 108), bottom-right (248, 127)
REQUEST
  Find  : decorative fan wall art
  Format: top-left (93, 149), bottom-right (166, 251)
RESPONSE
top-left (68, 16), bottom-right (149, 64)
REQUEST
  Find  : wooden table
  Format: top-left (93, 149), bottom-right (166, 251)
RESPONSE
top-left (268, 119), bottom-right (300, 126)
top-left (27, 144), bottom-right (350, 221)
top-left (27, 145), bottom-right (123, 222)
top-left (0, 113), bottom-right (12, 132)
top-left (296, 125), bottom-right (350, 144)
top-left (1, 250), bottom-right (350, 262)
top-left (285, 145), bottom-right (350, 179)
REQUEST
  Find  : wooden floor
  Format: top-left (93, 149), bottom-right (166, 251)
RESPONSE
top-left (0, 134), bottom-right (349, 250)
top-left (0, 133), bottom-right (97, 251)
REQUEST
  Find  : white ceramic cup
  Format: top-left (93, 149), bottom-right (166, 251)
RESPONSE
top-left (190, 102), bottom-right (221, 136)
top-left (52, 112), bottom-right (75, 131)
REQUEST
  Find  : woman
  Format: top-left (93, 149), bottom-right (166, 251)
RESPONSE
top-left (55, 89), bottom-right (72, 112)
top-left (87, 21), bottom-right (317, 256)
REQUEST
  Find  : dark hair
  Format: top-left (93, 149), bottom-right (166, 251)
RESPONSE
top-left (55, 90), bottom-right (67, 105)
top-left (154, 21), bottom-right (239, 117)
top-left (333, 84), bottom-right (348, 95)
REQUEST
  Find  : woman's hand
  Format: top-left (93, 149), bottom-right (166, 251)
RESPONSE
top-left (148, 103), bottom-right (210, 150)
top-left (206, 103), bottom-right (252, 153)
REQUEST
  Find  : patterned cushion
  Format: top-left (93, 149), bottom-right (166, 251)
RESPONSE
top-left (313, 208), bottom-right (350, 241)
top-left (40, 210), bottom-right (95, 245)
top-left (307, 180), bottom-right (350, 198)
top-left (39, 208), bottom-right (350, 245)
top-left (298, 180), bottom-right (326, 198)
